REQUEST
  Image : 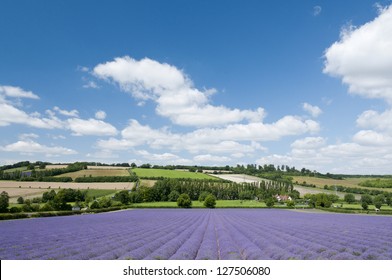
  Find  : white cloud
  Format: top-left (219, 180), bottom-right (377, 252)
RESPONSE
top-left (185, 116), bottom-right (319, 143)
top-left (96, 116), bottom-right (318, 155)
top-left (353, 130), bottom-right (392, 146)
top-left (0, 103), bottom-right (63, 129)
top-left (86, 150), bottom-right (119, 159)
top-left (0, 85), bottom-right (39, 99)
top-left (83, 81), bottom-right (100, 89)
top-left (77, 65), bottom-right (90, 72)
top-left (291, 137), bottom-right (326, 149)
top-left (257, 135), bottom-right (392, 174)
top-left (67, 118), bottom-right (118, 136)
top-left (19, 133), bottom-right (39, 140)
top-left (323, 5), bottom-right (392, 103)
top-left (0, 140), bottom-right (77, 156)
top-left (95, 110), bottom-right (107, 120)
top-left (53, 106), bottom-right (79, 117)
top-left (93, 56), bottom-right (266, 127)
top-left (356, 109), bottom-right (392, 132)
top-left (302, 102), bottom-right (322, 117)
top-left (194, 154), bottom-right (231, 163)
top-left (313, 6), bottom-right (322, 16)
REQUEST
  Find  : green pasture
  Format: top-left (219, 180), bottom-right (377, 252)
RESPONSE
top-left (132, 168), bottom-right (218, 180)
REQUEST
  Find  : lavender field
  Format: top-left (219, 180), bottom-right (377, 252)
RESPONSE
top-left (1, 209), bottom-right (391, 260)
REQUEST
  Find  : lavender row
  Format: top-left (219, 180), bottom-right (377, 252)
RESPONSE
top-left (1, 209), bottom-right (391, 260)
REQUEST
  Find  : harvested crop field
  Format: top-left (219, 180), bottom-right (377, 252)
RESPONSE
top-left (45, 165), bottom-right (69, 169)
top-left (56, 169), bottom-right (130, 179)
top-left (0, 181), bottom-right (134, 202)
top-left (1, 209), bottom-right (391, 260)
top-left (211, 174), bottom-right (262, 183)
top-left (0, 181), bottom-right (134, 190)
top-left (86, 166), bottom-right (130, 170)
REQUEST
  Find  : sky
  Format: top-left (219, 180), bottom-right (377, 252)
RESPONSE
top-left (1, 0), bottom-right (392, 174)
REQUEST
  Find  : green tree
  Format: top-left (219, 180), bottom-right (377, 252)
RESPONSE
top-left (344, 193), bottom-right (356, 204)
top-left (361, 201), bottom-right (369, 210)
top-left (198, 191), bottom-right (211, 202)
top-left (361, 194), bottom-right (373, 205)
top-left (114, 190), bottom-right (130, 205)
top-left (168, 190), bottom-right (180, 202)
top-left (177, 193), bottom-right (192, 208)
top-left (386, 194), bottom-right (392, 206)
top-left (17, 196), bottom-right (24, 204)
top-left (0, 191), bottom-right (10, 212)
top-left (373, 194), bottom-right (385, 209)
top-left (203, 194), bottom-right (216, 208)
top-left (42, 190), bottom-right (56, 202)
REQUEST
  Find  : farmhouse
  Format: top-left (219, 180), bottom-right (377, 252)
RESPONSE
top-left (275, 194), bottom-right (292, 202)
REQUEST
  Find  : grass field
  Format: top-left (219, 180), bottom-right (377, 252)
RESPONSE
top-left (132, 168), bottom-right (218, 180)
top-left (56, 169), bottom-right (130, 180)
top-left (3, 166), bottom-right (28, 173)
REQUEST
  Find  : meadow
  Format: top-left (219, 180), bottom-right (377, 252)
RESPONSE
top-left (1, 209), bottom-right (391, 260)
top-left (133, 168), bottom-right (218, 180)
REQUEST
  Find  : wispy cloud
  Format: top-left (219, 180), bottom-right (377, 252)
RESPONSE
top-left (313, 5), bottom-right (322, 16)
top-left (0, 85), bottom-right (39, 100)
top-left (303, 102), bottom-right (322, 117)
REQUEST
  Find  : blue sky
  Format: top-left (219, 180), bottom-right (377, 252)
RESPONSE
top-left (1, 0), bottom-right (392, 174)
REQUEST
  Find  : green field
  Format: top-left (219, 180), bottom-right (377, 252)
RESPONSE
top-left (84, 189), bottom-right (118, 199)
top-left (132, 168), bottom-right (219, 180)
top-left (3, 166), bottom-right (28, 173)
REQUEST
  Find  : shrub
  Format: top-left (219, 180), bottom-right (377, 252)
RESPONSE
top-left (266, 198), bottom-right (275, 208)
top-left (286, 200), bottom-right (295, 208)
top-left (32, 197), bottom-right (42, 203)
top-left (9, 206), bottom-right (22, 213)
top-left (177, 193), bottom-right (192, 208)
top-left (90, 200), bottom-right (100, 209)
top-left (129, 191), bottom-right (143, 203)
top-left (40, 203), bottom-right (55, 212)
top-left (239, 191), bottom-right (253, 200)
top-left (98, 196), bottom-right (112, 208)
top-left (203, 194), bottom-right (216, 208)
top-left (361, 201), bottom-right (369, 210)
